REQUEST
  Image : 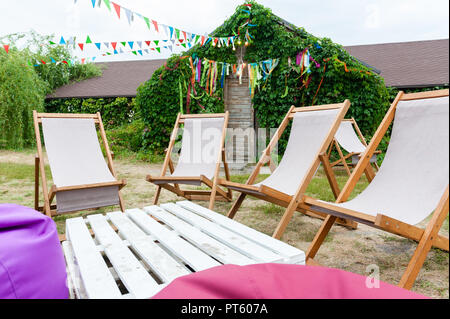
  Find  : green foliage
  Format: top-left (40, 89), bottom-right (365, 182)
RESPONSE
top-left (0, 48), bottom-right (46, 148)
top-left (45, 97), bottom-right (138, 129)
top-left (0, 31), bottom-right (102, 149)
top-left (136, 55), bottom-right (225, 153)
top-left (136, 1), bottom-right (390, 154)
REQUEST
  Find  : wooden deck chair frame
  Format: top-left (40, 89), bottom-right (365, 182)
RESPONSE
top-left (327, 118), bottom-right (380, 179)
top-left (303, 89), bottom-right (449, 290)
top-left (33, 111), bottom-right (127, 218)
top-left (147, 112), bottom-right (232, 210)
top-left (220, 101), bottom-right (359, 240)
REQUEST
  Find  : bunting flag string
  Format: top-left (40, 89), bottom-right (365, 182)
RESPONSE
top-left (74, 0), bottom-right (239, 49)
top-left (49, 35), bottom-right (191, 51)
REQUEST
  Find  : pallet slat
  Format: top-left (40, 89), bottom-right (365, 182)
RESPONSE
top-left (87, 214), bottom-right (160, 299)
top-left (65, 217), bottom-right (122, 299)
top-left (177, 201), bottom-right (305, 263)
top-left (126, 208), bottom-right (221, 271)
top-left (107, 211), bottom-right (190, 282)
top-left (145, 206), bottom-right (256, 265)
top-left (161, 203), bottom-right (283, 262)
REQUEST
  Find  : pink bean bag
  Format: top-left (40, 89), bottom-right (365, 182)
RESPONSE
top-left (152, 263), bottom-right (427, 299)
top-left (0, 204), bottom-right (68, 299)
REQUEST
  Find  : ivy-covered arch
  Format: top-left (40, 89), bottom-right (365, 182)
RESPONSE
top-left (136, 1), bottom-right (390, 154)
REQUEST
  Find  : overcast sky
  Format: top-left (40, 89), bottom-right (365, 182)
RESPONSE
top-left (0, 0), bottom-right (448, 62)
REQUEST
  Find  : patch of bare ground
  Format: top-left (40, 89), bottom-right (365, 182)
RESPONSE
top-left (0, 150), bottom-right (448, 298)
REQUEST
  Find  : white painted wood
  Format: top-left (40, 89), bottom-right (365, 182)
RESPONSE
top-left (145, 206), bottom-right (256, 265)
top-left (107, 211), bottom-right (190, 282)
top-left (161, 203), bottom-right (283, 263)
top-left (177, 201), bottom-right (306, 264)
top-left (65, 217), bottom-right (122, 299)
top-left (126, 208), bottom-right (221, 271)
top-left (61, 241), bottom-right (81, 299)
top-left (87, 214), bottom-right (160, 299)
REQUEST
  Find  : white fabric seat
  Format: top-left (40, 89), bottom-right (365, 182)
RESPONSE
top-left (255, 109), bottom-right (340, 196)
top-left (334, 96), bottom-right (449, 225)
top-left (42, 118), bottom-right (120, 213)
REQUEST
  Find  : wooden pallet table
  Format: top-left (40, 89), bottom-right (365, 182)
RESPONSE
top-left (62, 201), bottom-right (306, 299)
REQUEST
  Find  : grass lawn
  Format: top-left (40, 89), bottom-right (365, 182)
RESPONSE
top-left (0, 149), bottom-right (448, 298)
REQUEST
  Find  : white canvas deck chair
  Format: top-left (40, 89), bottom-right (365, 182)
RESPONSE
top-left (147, 112), bottom-right (232, 210)
top-left (33, 111), bottom-right (126, 217)
top-left (303, 90), bottom-right (449, 289)
top-left (220, 101), bottom-right (358, 240)
top-left (328, 118), bottom-right (380, 177)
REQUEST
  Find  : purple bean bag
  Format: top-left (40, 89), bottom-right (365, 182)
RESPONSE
top-left (0, 204), bottom-right (68, 299)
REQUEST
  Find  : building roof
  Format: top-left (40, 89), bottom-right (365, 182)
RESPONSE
top-left (343, 39), bottom-right (449, 88)
top-left (47, 59), bottom-right (166, 99)
top-left (48, 39), bottom-right (449, 99)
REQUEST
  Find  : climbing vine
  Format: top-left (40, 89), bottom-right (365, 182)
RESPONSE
top-left (136, 1), bottom-right (390, 154)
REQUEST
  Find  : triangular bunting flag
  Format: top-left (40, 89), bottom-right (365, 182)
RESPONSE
top-left (86, 36), bottom-right (92, 44)
top-left (59, 36), bottom-right (66, 45)
top-left (121, 41), bottom-right (126, 47)
top-left (137, 41), bottom-right (142, 48)
top-left (119, 48), bottom-right (124, 53)
top-left (168, 45), bottom-right (173, 52)
top-left (103, 0), bottom-right (111, 11)
top-left (131, 51), bottom-right (137, 55)
top-left (182, 31), bottom-right (187, 41)
top-left (104, 42), bottom-right (110, 48)
top-left (111, 42), bottom-right (117, 50)
top-left (49, 41), bottom-right (56, 45)
top-left (138, 50), bottom-right (143, 56)
top-left (178, 39), bottom-right (184, 43)
top-left (114, 49), bottom-right (118, 54)
top-left (155, 47), bottom-right (160, 53)
top-left (128, 41), bottom-right (134, 49)
top-left (169, 26), bottom-right (174, 39)
top-left (92, 56), bottom-right (97, 61)
top-left (78, 43), bottom-right (84, 51)
top-left (144, 49), bottom-right (149, 54)
top-left (124, 8), bottom-right (133, 25)
top-left (162, 24), bottom-right (169, 37)
top-left (181, 43), bottom-right (186, 48)
top-left (95, 43), bottom-right (101, 50)
top-left (112, 2), bottom-right (121, 19)
top-left (145, 41), bottom-right (151, 46)
top-left (91, 0), bottom-right (96, 8)
top-left (51, 57), bottom-right (56, 63)
top-left (154, 40), bottom-right (159, 46)
top-left (40, 60), bottom-right (46, 65)
top-left (195, 35), bottom-right (200, 43)
top-left (143, 17), bottom-right (151, 29)
top-left (175, 29), bottom-right (180, 39)
top-left (152, 20), bottom-right (159, 32)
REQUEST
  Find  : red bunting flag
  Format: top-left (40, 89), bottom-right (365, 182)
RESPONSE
top-left (81, 58), bottom-right (86, 64)
top-left (145, 41), bottom-right (151, 46)
top-left (3, 44), bottom-right (9, 53)
top-left (179, 39), bottom-right (184, 43)
top-left (201, 36), bottom-right (205, 46)
top-left (111, 42), bottom-right (117, 50)
top-left (112, 2), bottom-right (121, 19)
top-left (182, 31), bottom-right (187, 41)
top-left (152, 20), bottom-right (159, 32)
top-left (40, 60), bottom-right (46, 65)
top-left (78, 43), bottom-right (84, 51)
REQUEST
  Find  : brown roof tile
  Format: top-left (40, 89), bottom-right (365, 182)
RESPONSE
top-left (48, 40), bottom-right (449, 99)
top-left (344, 39), bottom-right (449, 88)
top-left (48, 59), bottom-right (166, 99)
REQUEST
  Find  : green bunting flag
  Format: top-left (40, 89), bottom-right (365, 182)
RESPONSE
top-left (103, 0), bottom-right (111, 11)
top-left (86, 36), bottom-right (92, 44)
